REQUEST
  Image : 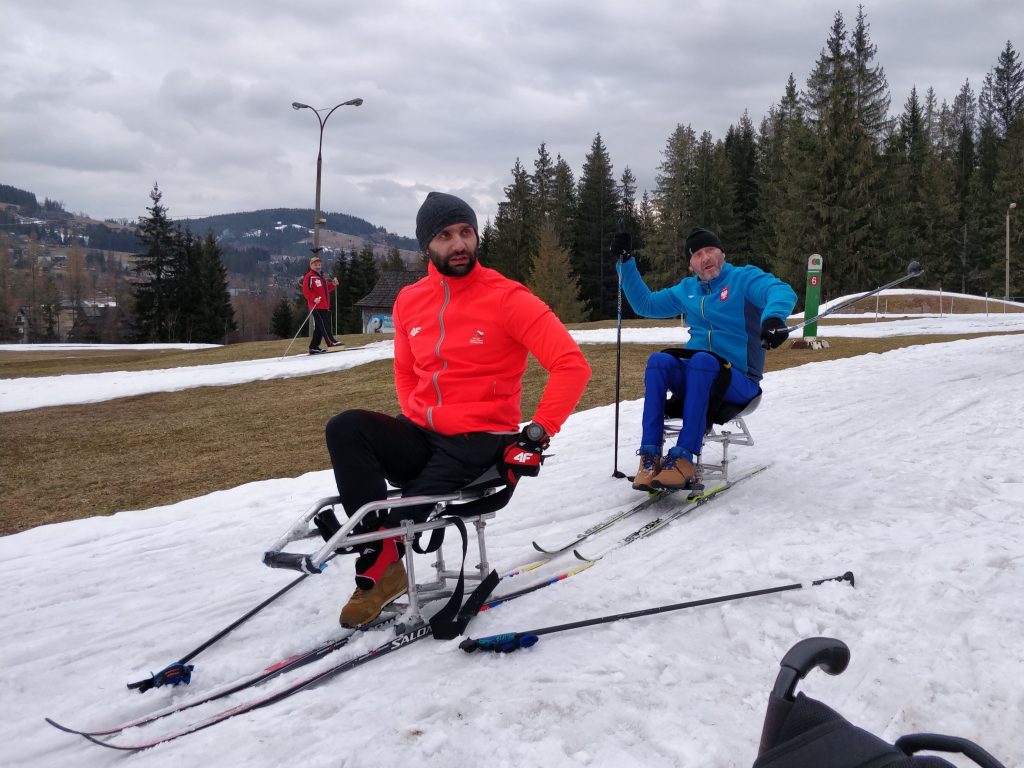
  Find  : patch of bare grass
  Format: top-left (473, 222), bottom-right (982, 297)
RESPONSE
top-left (4, 332), bottom-right (1016, 536)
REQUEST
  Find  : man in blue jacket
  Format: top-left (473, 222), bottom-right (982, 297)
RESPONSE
top-left (616, 227), bottom-right (797, 491)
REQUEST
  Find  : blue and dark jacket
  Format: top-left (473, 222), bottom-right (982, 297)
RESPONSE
top-left (616, 259), bottom-right (797, 381)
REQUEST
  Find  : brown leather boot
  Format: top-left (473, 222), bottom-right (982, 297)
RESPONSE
top-left (340, 560), bottom-right (408, 627)
top-left (652, 454), bottom-right (695, 489)
top-left (632, 454), bottom-right (661, 492)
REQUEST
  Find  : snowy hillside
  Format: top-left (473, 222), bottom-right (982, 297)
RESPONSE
top-left (2, 330), bottom-right (1022, 767)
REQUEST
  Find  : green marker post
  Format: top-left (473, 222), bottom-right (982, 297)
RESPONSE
top-left (804, 254), bottom-right (823, 338)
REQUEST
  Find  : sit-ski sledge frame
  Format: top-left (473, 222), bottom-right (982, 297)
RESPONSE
top-left (663, 393), bottom-right (761, 490)
top-left (262, 474), bottom-right (508, 629)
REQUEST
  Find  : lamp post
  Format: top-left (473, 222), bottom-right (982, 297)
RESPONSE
top-left (1008, 202), bottom-right (1017, 301)
top-left (291, 98), bottom-right (363, 256)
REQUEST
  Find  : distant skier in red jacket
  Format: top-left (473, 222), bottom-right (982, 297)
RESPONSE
top-left (323, 191), bottom-right (591, 627)
top-left (301, 255), bottom-right (341, 353)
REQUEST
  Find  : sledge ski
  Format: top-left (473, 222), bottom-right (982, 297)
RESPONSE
top-left (46, 621), bottom-right (434, 751)
top-left (530, 478), bottom-right (734, 557)
top-left (573, 465), bottom-right (768, 562)
top-left (44, 552), bottom-right (592, 747)
top-left (531, 491), bottom-right (670, 555)
top-left (46, 613), bottom-right (398, 738)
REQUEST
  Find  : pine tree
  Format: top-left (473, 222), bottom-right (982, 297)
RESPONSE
top-left (572, 133), bottom-right (619, 320)
top-left (991, 41), bottom-right (1024, 137)
top-left (803, 10), bottom-right (883, 294)
top-left (532, 143), bottom-right (556, 221)
top-left (993, 114), bottom-right (1024, 297)
top-left (132, 184), bottom-right (177, 342)
top-left (945, 80), bottom-right (979, 292)
top-left (650, 123), bottom-right (699, 284)
top-left (270, 298), bottom-right (296, 338)
top-left (691, 131), bottom-right (736, 244)
top-left (169, 228), bottom-right (202, 342)
top-left (724, 112), bottom-right (760, 264)
top-left (381, 247), bottom-right (405, 270)
top-left (549, 155), bottom-right (577, 249)
top-left (344, 244), bottom-right (379, 333)
top-left (975, 73), bottom-right (1006, 289)
top-left (489, 159), bottom-right (537, 282)
top-left (849, 5), bottom-right (892, 142)
top-left (194, 231), bottom-right (237, 343)
top-left (527, 223), bottom-right (589, 323)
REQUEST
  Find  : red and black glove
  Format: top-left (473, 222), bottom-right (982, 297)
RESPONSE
top-left (502, 422), bottom-right (550, 485)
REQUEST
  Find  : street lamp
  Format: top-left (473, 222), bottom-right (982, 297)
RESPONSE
top-left (1008, 202), bottom-right (1017, 301)
top-left (291, 98), bottom-right (363, 256)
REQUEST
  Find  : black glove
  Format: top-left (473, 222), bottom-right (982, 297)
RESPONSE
top-left (610, 232), bottom-right (632, 262)
top-left (501, 422), bottom-right (550, 485)
top-left (760, 317), bottom-right (789, 349)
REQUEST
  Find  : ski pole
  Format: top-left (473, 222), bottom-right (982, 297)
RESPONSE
top-left (127, 555), bottom-right (337, 692)
top-left (461, 571), bottom-right (854, 653)
top-left (776, 261), bottom-right (925, 341)
top-left (611, 232), bottom-right (629, 479)
top-left (281, 304), bottom-right (317, 359)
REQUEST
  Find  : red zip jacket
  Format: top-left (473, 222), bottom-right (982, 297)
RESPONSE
top-left (302, 269), bottom-right (336, 310)
top-left (392, 262), bottom-right (591, 436)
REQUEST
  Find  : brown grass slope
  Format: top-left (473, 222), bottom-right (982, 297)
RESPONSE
top-left (2, 295), bottom-right (1021, 537)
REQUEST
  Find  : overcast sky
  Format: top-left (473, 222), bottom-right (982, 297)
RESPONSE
top-left (2, 1), bottom-right (1020, 240)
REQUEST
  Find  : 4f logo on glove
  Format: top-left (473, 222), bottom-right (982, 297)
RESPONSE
top-left (508, 450), bottom-right (540, 466)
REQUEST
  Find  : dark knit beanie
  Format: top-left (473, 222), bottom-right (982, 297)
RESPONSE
top-left (415, 192), bottom-right (478, 252)
top-left (684, 227), bottom-right (723, 258)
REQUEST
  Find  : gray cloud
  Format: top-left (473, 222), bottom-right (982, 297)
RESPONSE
top-left (1, 0), bottom-right (1019, 237)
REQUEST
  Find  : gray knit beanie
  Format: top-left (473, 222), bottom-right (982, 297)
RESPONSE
top-left (415, 192), bottom-right (478, 252)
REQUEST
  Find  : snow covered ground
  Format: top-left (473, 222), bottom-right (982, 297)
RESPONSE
top-left (2, 314), bottom-right (1023, 766)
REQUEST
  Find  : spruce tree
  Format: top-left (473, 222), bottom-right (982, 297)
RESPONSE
top-left (572, 133), bottom-right (619, 320)
top-left (991, 41), bottom-right (1024, 137)
top-left (691, 131), bottom-right (736, 245)
top-left (194, 231), bottom-right (237, 342)
top-left (132, 184), bottom-right (177, 342)
top-left (947, 81), bottom-right (978, 292)
top-left (532, 143), bottom-right (556, 221)
top-left (724, 112), bottom-right (760, 264)
top-left (527, 223), bottom-right (588, 323)
top-left (381, 247), bottom-right (405, 270)
top-left (490, 159), bottom-right (537, 282)
top-left (549, 155), bottom-right (577, 249)
top-left (650, 124), bottom-right (699, 284)
top-left (270, 298), bottom-right (296, 338)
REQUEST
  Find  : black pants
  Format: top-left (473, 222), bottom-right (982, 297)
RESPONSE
top-left (325, 409), bottom-right (512, 529)
top-left (310, 309), bottom-right (337, 349)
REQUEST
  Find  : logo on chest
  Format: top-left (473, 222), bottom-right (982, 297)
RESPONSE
top-left (469, 329), bottom-right (485, 345)
top-left (719, 286), bottom-right (730, 302)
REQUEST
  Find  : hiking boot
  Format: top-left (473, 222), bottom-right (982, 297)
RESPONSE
top-left (652, 454), bottom-right (696, 489)
top-left (632, 454), bottom-right (661, 492)
top-left (340, 560), bottom-right (408, 627)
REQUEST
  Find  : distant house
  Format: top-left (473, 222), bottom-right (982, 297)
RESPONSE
top-left (355, 269), bottom-right (425, 333)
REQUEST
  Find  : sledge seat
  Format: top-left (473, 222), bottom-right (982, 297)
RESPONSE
top-left (262, 465), bottom-right (511, 629)
top-left (663, 391), bottom-right (761, 487)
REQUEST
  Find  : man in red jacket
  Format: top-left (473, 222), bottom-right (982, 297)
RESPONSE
top-left (301, 255), bottom-right (342, 353)
top-left (323, 191), bottom-right (591, 627)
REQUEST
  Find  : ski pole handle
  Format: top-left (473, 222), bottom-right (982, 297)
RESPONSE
top-left (459, 631), bottom-right (540, 653)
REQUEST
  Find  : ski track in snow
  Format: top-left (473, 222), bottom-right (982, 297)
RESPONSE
top-left (2, 325), bottom-right (1023, 766)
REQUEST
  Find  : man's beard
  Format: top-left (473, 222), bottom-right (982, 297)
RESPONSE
top-left (428, 245), bottom-right (478, 277)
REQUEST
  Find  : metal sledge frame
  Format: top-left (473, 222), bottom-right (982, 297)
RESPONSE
top-left (663, 394), bottom-right (761, 489)
top-left (262, 481), bottom-right (506, 628)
